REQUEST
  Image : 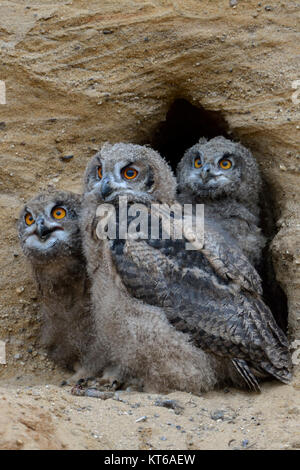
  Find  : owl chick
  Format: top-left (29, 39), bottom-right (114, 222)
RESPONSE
top-left (176, 136), bottom-right (266, 267)
top-left (18, 190), bottom-right (93, 373)
top-left (81, 143), bottom-right (292, 393)
top-left (81, 143), bottom-right (221, 393)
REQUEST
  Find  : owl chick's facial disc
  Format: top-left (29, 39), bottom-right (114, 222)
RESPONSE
top-left (85, 153), bottom-right (153, 204)
top-left (19, 191), bottom-right (81, 259)
top-left (179, 140), bottom-right (243, 196)
top-left (23, 203), bottom-right (67, 250)
top-left (189, 149), bottom-right (237, 188)
top-left (177, 136), bottom-right (260, 201)
top-left (84, 143), bottom-right (176, 205)
top-left (96, 157), bottom-right (151, 203)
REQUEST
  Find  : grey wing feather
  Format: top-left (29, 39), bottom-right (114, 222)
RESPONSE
top-left (202, 219), bottom-right (263, 295)
top-left (110, 232), bottom-right (292, 388)
top-left (158, 202), bottom-right (262, 295)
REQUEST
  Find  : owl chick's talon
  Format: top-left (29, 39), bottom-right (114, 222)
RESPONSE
top-left (97, 377), bottom-right (122, 391)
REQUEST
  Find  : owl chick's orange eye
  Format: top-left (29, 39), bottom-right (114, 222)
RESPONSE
top-left (25, 213), bottom-right (35, 226)
top-left (98, 166), bottom-right (102, 179)
top-left (51, 207), bottom-right (66, 220)
top-left (194, 158), bottom-right (202, 169)
top-left (123, 167), bottom-right (138, 180)
top-left (219, 159), bottom-right (232, 170)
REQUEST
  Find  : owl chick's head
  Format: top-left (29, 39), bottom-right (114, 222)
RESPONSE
top-left (18, 190), bottom-right (82, 263)
top-left (177, 136), bottom-right (261, 204)
top-left (84, 143), bottom-right (176, 205)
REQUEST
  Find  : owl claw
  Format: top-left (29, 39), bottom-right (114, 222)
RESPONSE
top-left (97, 376), bottom-right (122, 391)
top-left (62, 367), bottom-right (91, 386)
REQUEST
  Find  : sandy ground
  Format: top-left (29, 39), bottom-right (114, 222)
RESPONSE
top-left (0, 368), bottom-right (299, 450)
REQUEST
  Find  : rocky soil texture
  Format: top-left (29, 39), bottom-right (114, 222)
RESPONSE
top-left (0, 371), bottom-right (299, 450)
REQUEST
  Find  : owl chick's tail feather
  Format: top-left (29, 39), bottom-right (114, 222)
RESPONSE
top-left (260, 360), bottom-right (293, 385)
top-left (231, 358), bottom-right (261, 392)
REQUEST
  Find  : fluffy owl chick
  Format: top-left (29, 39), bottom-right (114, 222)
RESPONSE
top-left (81, 143), bottom-right (220, 394)
top-left (176, 136), bottom-right (266, 267)
top-left (18, 190), bottom-right (92, 372)
top-left (82, 143), bottom-right (292, 393)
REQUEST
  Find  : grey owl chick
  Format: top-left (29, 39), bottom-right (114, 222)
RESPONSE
top-left (81, 143), bottom-right (221, 394)
top-left (18, 190), bottom-right (93, 373)
top-left (81, 143), bottom-right (292, 393)
top-left (176, 136), bottom-right (266, 267)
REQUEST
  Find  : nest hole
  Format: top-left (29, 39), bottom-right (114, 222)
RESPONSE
top-left (150, 98), bottom-right (230, 170)
top-left (149, 98), bottom-right (289, 333)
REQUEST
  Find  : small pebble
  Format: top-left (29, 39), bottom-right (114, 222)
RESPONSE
top-left (136, 416), bottom-right (147, 423)
top-left (242, 439), bottom-right (249, 448)
top-left (131, 403), bottom-right (141, 409)
top-left (211, 410), bottom-right (225, 421)
top-left (60, 155), bottom-right (74, 162)
top-left (154, 398), bottom-right (184, 414)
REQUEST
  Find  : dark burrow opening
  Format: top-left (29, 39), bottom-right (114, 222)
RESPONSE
top-left (150, 99), bottom-right (230, 171)
top-left (149, 98), bottom-right (288, 333)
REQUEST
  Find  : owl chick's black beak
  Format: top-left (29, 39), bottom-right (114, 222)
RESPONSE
top-left (36, 219), bottom-right (56, 241)
top-left (101, 177), bottom-right (113, 199)
top-left (200, 163), bottom-right (211, 182)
